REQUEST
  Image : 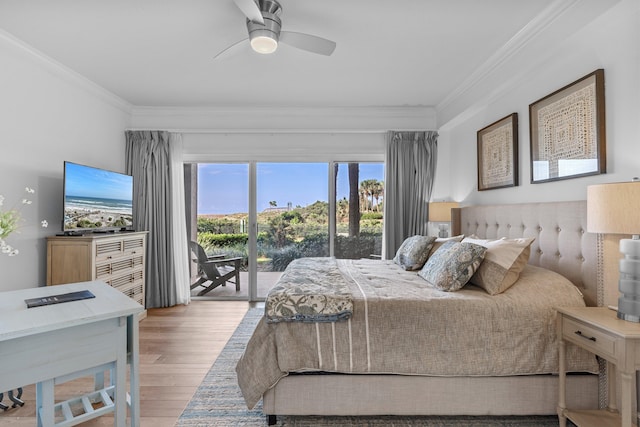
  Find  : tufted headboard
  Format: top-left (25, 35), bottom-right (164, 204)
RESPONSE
top-left (451, 201), bottom-right (601, 307)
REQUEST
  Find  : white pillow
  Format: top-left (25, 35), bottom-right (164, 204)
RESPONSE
top-left (461, 236), bottom-right (535, 295)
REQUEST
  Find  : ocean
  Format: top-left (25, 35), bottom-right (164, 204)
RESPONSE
top-left (65, 195), bottom-right (132, 214)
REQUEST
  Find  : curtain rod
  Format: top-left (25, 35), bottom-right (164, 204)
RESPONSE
top-left (124, 128), bottom-right (436, 134)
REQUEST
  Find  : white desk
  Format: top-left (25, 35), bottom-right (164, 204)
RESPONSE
top-left (0, 281), bottom-right (144, 427)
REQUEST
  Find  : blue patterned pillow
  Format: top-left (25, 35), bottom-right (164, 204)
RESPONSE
top-left (418, 240), bottom-right (487, 291)
top-left (393, 235), bottom-right (437, 270)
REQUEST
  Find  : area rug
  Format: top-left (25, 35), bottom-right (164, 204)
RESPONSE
top-left (177, 308), bottom-right (564, 426)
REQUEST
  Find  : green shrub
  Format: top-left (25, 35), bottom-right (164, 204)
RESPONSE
top-left (76, 219), bottom-right (101, 228)
top-left (334, 233), bottom-right (380, 259)
top-left (198, 233), bottom-right (248, 247)
top-left (360, 212), bottom-right (383, 220)
top-left (196, 238), bottom-right (249, 269)
top-left (270, 246), bottom-right (303, 271)
top-left (267, 233), bottom-right (329, 271)
top-left (197, 217), bottom-right (244, 234)
top-left (113, 217), bottom-right (128, 227)
top-left (294, 233), bottom-right (329, 256)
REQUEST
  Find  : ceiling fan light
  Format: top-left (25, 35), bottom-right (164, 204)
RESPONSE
top-left (250, 35), bottom-right (278, 54)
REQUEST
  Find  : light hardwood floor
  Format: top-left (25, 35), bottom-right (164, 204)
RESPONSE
top-left (0, 300), bottom-right (251, 426)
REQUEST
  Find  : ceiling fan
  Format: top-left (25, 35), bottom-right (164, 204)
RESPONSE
top-left (214, 0), bottom-right (337, 60)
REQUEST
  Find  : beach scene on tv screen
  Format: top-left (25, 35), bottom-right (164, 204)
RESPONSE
top-left (64, 163), bottom-right (133, 230)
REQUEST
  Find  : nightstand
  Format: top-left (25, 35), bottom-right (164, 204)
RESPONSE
top-left (557, 306), bottom-right (640, 427)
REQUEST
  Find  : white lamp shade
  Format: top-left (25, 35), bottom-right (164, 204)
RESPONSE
top-left (429, 202), bottom-right (460, 222)
top-left (588, 181), bottom-right (640, 322)
top-left (587, 182), bottom-right (640, 234)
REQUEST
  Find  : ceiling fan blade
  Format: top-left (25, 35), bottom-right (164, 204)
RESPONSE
top-left (213, 38), bottom-right (249, 61)
top-left (279, 31), bottom-right (336, 56)
top-left (233, 0), bottom-right (264, 24)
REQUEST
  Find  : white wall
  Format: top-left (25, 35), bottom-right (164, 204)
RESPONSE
top-left (132, 105), bottom-right (436, 163)
top-left (182, 132), bottom-right (386, 162)
top-left (0, 32), bottom-right (132, 291)
top-left (436, 0), bottom-right (640, 206)
top-left (131, 106), bottom-right (437, 135)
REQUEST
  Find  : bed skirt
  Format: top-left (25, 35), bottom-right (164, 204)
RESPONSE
top-left (263, 373), bottom-right (597, 416)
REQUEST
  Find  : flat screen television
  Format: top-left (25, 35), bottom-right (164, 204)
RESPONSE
top-left (63, 161), bottom-right (134, 233)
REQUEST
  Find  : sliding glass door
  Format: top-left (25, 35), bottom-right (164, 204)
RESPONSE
top-left (334, 162), bottom-right (384, 259)
top-left (255, 163), bottom-right (329, 299)
top-left (187, 161), bottom-right (383, 301)
top-left (190, 163), bottom-right (249, 300)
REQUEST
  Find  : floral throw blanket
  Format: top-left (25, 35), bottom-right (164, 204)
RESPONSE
top-left (265, 257), bottom-right (353, 323)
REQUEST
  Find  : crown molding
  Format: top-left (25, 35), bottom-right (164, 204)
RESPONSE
top-left (436, 0), bottom-right (622, 129)
top-left (130, 105), bottom-right (433, 117)
top-left (0, 28), bottom-right (133, 114)
top-left (436, 0), bottom-right (580, 115)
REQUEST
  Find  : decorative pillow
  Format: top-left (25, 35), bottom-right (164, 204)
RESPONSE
top-left (462, 236), bottom-right (535, 295)
top-left (427, 234), bottom-right (464, 258)
top-left (418, 240), bottom-right (487, 291)
top-left (393, 235), bottom-right (437, 270)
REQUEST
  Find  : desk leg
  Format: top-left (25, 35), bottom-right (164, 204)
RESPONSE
top-left (607, 362), bottom-right (618, 413)
top-left (36, 382), bottom-right (43, 427)
top-left (94, 371), bottom-right (106, 392)
top-left (36, 379), bottom-right (55, 427)
top-left (620, 370), bottom-right (636, 427)
top-left (114, 317), bottom-right (128, 427)
top-left (557, 315), bottom-right (567, 427)
top-left (128, 314), bottom-right (141, 427)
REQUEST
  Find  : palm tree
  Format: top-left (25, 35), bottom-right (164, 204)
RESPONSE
top-left (348, 163), bottom-right (360, 237)
top-left (358, 188), bottom-right (368, 212)
top-left (337, 197), bottom-right (349, 223)
top-left (360, 179), bottom-right (378, 212)
top-left (372, 180), bottom-right (384, 212)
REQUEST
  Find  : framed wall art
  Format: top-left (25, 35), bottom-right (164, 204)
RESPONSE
top-left (477, 113), bottom-right (518, 191)
top-left (529, 69), bottom-right (606, 184)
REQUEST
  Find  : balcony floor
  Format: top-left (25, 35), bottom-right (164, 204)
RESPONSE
top-left (190, 271), bottom-right (282, 300)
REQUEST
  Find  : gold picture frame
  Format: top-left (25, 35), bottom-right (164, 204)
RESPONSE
top-left (477, 113), bottom-right (518, 191)
top-left (529, 69), bottom-right (606, 183)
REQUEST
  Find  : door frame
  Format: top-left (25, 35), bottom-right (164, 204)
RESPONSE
top-left (186, 160), bottom-right (383, 302)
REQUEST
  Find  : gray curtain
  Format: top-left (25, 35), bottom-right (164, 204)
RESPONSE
top-left (126, 130), bottom-right (181, 308)
top-left (383, 131), bottom-right (438, 259)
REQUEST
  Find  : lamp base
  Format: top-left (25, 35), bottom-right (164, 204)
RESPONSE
top-left (438, 224), bottom-right (449, 238)
top-left (616, 236), bottom-right (640, 323)
top-left (617, 310), bottom-right (640, 323)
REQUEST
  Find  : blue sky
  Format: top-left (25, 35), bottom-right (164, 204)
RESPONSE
top-left (65, 162), bottom-right (133, 200)
top-left (198, 163), bottom-right (384, 215)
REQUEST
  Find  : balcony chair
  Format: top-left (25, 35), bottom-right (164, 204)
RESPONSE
top-left (189, 241), bottom-right (242, 296)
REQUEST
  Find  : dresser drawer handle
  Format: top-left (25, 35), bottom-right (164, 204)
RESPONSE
top-left (574, 330), bottom-right (596, 342)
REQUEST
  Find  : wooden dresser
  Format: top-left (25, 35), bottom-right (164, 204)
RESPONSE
top-left (46, 232), bottom-right (147, 312)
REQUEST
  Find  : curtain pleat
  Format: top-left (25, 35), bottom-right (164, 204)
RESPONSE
top-left (383, 131), bottom-right (438, 259)
top-left (169, 134), bottom-right (191, 305)
top-left (125, 130), bottom-right (189, 308)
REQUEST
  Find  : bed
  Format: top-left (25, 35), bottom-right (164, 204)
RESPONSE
top-left (236, 201), bottom-right (603, 424)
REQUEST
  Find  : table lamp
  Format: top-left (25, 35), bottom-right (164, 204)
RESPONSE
top-left (587, 180), bottom-right (640, 322)
top-left (429, 201), bottom-right (459, 238)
